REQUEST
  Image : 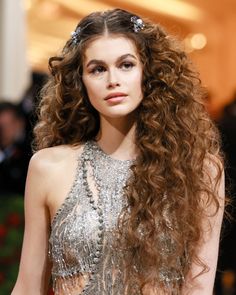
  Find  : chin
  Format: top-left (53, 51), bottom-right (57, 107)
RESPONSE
top-left (100, 110), bottom-right (138, 121)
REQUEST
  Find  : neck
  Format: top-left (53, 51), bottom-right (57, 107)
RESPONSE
top-left (95, 114), bottom-right (137, 161)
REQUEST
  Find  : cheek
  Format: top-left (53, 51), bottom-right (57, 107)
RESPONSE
top-left (130, 71), bottom-right (143, 95)
top-left (83, 81), bottom-right (104, 111)
top-left (83, 78), bottom-right (101, 100)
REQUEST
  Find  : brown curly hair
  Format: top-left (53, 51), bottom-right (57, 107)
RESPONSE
top-left (34, 8), bottom-right (224, 294)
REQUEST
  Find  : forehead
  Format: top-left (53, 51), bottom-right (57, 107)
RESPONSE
top-left (83, 35), bottom-right (139, 62)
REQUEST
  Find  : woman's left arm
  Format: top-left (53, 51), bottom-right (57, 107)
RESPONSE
top-left (183, 156), bottom-right (225, 295)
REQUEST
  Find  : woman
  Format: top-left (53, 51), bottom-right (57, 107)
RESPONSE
top-left (12, 8), bottom-right (225, 295)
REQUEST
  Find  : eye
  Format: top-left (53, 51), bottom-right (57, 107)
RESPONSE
top-left (120, 61), bottom-right (135, 70)
top-left (90, 65), bottom-right (106, 75)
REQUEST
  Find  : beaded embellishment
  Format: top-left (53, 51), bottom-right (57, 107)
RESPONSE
top-left (49, 141), bottom-right (136, 294)
top-left (48, 141), bottom-right (184, 295)
top-left (130, 16), bottom-right (145, 32)
top-left (70, 14), bottom-right (145, 45)
top-left (71, 27), bottom-right (81, 45)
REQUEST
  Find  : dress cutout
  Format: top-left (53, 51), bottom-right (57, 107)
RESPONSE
top-left (48, 140), bottom-right (184, 295)
top-left (48, 140), bottom-right (138, 295)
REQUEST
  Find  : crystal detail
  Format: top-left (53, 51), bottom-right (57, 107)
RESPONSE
top-left (130, 16), bottom-right (145, 33)
top-left (48, 140), bottom-right (183, 294)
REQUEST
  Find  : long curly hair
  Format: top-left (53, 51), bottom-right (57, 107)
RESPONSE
top-left (34, 8), bottom-right (224, 294)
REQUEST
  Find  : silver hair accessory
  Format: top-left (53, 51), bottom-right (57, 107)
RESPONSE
top-left (130, 16), bottom-right (145, 33)
top-left (71, 27), bottom-right (81, 45)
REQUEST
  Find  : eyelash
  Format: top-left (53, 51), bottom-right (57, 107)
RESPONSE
top-left (90, 62), bottom-right (135, 75)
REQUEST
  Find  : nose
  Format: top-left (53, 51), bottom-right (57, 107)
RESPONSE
top-left (107, 69), bottom-right (120, 89)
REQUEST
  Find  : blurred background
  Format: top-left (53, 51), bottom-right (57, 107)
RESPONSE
top-left (0, 0), bottom-right (235, 294)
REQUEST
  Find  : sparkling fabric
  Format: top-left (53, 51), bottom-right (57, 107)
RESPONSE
top-left (48, 140), bottom-right (139, 295)
top-left (48, 140), bottom-right (184, 295)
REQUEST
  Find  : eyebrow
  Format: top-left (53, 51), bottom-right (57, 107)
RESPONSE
top-left (85, 54), bottom-right (137, 68)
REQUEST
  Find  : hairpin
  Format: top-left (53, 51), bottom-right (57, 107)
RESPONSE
top-left (130, 16), bottom-right (145, 33)
top-left (70, 16), bottom-right (144, 45)
top-left (71, 27), bottom-right (81, 45)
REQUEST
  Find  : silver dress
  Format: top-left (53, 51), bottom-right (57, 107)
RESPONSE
top-left (48, 141), bottom-right (184, 295)
top-left (49, 140), bottom-right (138, 295)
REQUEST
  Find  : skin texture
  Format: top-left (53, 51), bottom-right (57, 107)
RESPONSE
top-left (82, 35), bottom-right (144, 160)
top-left (82, 35), bottom-right (143, 120)
top-left (12, 9), bottom-right (225, 295)
top-left (11, 145), bottom-right (84, 295)
top-left (11, 35), bottom-right (144, 295)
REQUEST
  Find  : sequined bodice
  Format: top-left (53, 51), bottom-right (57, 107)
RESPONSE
top-left (48, 141), bottom-right (137, 295)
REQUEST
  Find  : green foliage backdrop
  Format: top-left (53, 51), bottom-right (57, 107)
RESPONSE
top-left (0, 196), bottom-right (24, 294)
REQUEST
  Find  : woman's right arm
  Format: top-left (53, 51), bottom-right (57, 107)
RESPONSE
top-left (11, 151), bottom-right (52, 295)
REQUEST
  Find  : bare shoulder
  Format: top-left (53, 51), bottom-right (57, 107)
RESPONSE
top-left (26, 144), bottom-right (84, 202)
top-left (203, 153), bottom-right (224, 188)
top-left (31, 144), bottom-right (83, 166)
top-left (28, 144), bottom-right (84, 176)
top-left (204, 153), bottom-right (224, 171)
top-left (202, 153), bottom-right (225, 211)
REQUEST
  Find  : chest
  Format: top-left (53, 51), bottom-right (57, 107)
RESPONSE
top-left (49, 140), bottom-right (133, 254)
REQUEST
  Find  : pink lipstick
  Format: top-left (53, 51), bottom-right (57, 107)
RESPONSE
top-left (105, 92), bottom-right (127, 103)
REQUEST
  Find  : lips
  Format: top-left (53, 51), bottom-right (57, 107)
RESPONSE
top-left (104, 92), bottom-right (128, 100)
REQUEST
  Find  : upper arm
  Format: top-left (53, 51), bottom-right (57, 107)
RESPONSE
top-left (12, 152), bottom-right (52, 295)
top-left (183, 155), bottom-right (225, 295)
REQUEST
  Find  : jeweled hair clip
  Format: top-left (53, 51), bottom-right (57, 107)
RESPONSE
top-left (130, 16), bottom-right (145, 33)
top-left (71, 27), bottom-right (81, 45)
top-left (70, 15), bottom-right (144, 45)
